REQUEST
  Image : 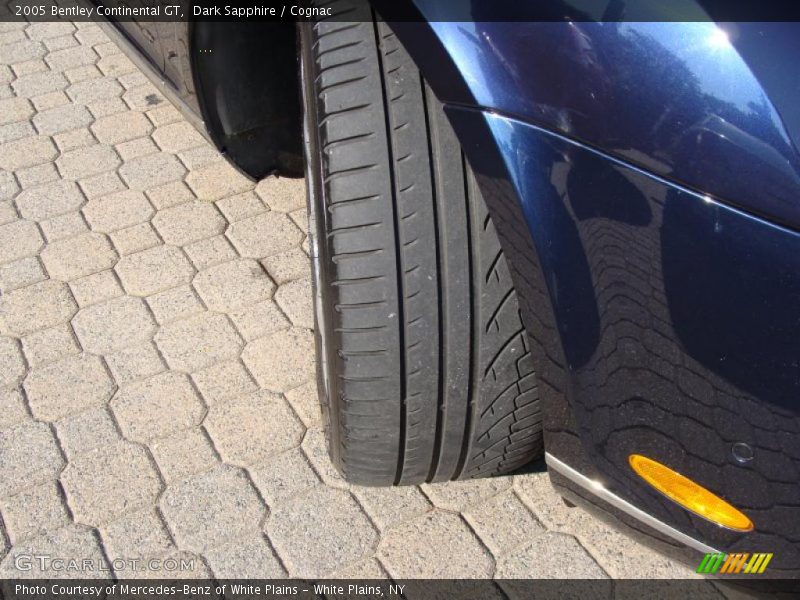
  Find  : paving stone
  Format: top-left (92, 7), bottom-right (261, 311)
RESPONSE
top-left (379, 512), bottom-right (494, 579)
top-left (160, 465), bottom-right (265, 552)
top-left (149, 428), bottom-right (218, 484)
top-left (40, 211), bottom-right (88, 242)
top-left (31, 90), bottom-right (70, 111)
top-left (183, 234), bottom-right (237, 270)
top-left (45, 46), bottom-right (97, 72)
top-left (185, 159), bottom-right (252, 201)
top-left (75, 25), bottom-right (108, 47)
top-left (0, 40), bottom-right (46, 64)
top-left (14, 59), bottom-right (47, 77)
top-left (495, 532), bottom-right (608, 579)
top-left (119, 152), bottom-right (186, 190)
top-left (354, 486), bottom-right (432, 532)
top-left (330, 558), bottom-right (389, 580)
top-left (152, 201), bottom-right (225, 246)
top-left (12, 71), bottom-right (68, 98)
top-left (69, 269), bottom-right (123, 307)
top-left (178, 145), bottom-right (223, 170)
top-left (16, 180), bottom-right (85, 221)
top-left (40, 232), bottom-right (117, 281)
top-left (206, 390), bottom-right (304, 467)
top-left (66, 76), bottom-right (122, 103)
top-left (101, 509), bottom-right (174, 563)
top-left (205, 535), bottom-right (286, 579)
top-left (227, 212), bottom-right (302, 259)
top-left (0, 388), bottom-right (29, 431)
top-left (115, 245), bottom-right (194, 296)
top-left (0, 120), bottom-right (34, 144)
top-left (0, 337), bottom-right (25, 387)
top-left (275, 278), bottom-right (313, 329)
top-left (242, 327), bottom-right (314, 392)
top-left (97, 54), bottom-right (136, 77)
top-left (215, 191), bottom-right (265, 222)
top-left (191, 360), bottom-right (257, 405)
top-left (0, 29), bottom-right (25, 46)
top-left (146, 284), bottom-right (204, 324)
top-left (0, 421), bottom-right (64, 497)
top-left (78, 171), bottom-right (126, 199)
top-left (112, 372), bottom-right (205, 443)
top-left (463, 491), bottom-right (543, 556)
top-left (301, 426), bottom-right (349, 490)
top-left (56, 144), bottom-right (120, 180)
top-left (72, 296), bottom-right (156, 354)
top-left (0, 280), bottom-right (77, 336)
top-left (0, 482), bottom-right (71, 543)
top-left (122, 83), bottom-right (165, 111)
top-left (422, 477), bottom-right (510, 513)
top-left (44, 34), bottom-right (79, 52)
top-left (24, 353), bottom-right (115, 421)
top-left (64, 65), bottom-right (101, 85)
top-left (0, 202), bottom-right (17, 225)
top-left (105, 342), bottom-right (165, 386)
top-left (0, 170), bottom-right (19, 201)
top-left (267, 486), bottom-right (377, 577)
top-left (86, 96), bottom-right (128, 118)
top-left (116, 136), bottom-right (158, 161)
top-left (0, 524), bottom-right (108, 579)
top-left (229, 299), bottom-right (290, 342)
top-left (256, 176), bottom-right (306, 213)
top-left (27, 22), bottom-right (76, 41)
top-left (250, 448), bottom-right (320, 507)
top-left (262, 247), bottom-right (310, 284)
top-left (155, 312), bottom-right (242, 372)
top-left (194, 259), bottom-right (275, 312)
top-left (0, 135), bottom-right (57, 171)
top-left (110, 222), bottom-right (160, 255)
top-left (91, 111), bottom-right (152, 145)
top-left (83, 189), bottom-right (154, 233)
top-left (16, 163), bottom-right (61, 191)
top-left (146, 104), bottom-right (182, 127)
top-left (151, 121), bottom-right (205, 153)
top-left (55, 407), bottom-right (121, 459)
top-left (22, 324), bottom-right (79, 368)
top-left (0, 97), bottom-right (34, 125)
top-left (145, 179), bottom-right (194, 210)
top-left (32, 104), bottom-right (92, 135)
top-left (284, 379), bottom-right (322, 428)
top-left (61, 441), bottom-right (162, 526)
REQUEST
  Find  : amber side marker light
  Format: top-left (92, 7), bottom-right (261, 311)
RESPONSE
top-left (629, 454), bottom-right (754, 532)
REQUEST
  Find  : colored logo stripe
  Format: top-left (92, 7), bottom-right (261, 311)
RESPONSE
top-left (698, 553), bottom-right (773, 574)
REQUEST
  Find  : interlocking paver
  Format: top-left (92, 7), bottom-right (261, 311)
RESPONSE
top-left (155, 312), bottom-right (242, 372)
top-left (56, 144), bottom-right (120, 180)
top-left (61, 440), bottom-right (161, 526)
top-left (0, 336), bottom-right (25, 387)
top-left (267, 486), bottom-right (378, 577)
top-left (160, 465), bottom-right (265, 553)
top-left (24, 353), bottom-right (115, 421)
top-left (0, 18), bottom-right (697, 580)
top-left (0, 279), bottom-right (76, 336)
top-left (0, 421), bottom-right (65, 498)
top-left (227, 211), bottom-right (303, 258)
top-left (16, 180), bottom-right (85, 221)
top-left (0, 525), bottom-right (108, 579)
top-left (83, 189), bottom-right (154, 233)
top-left (152, 200), bottom-right (225, 246)
top-left (111, 372), bottom-right (205, 443)
top-left (0, 482), bottom-right (71, 543)
top-left (194, 259), bottom-right (275, 312)
top-left (115, 245), bottom-right (194, 296)
top-left (242, 327), bottom-right (314, 392)
top-left (205, 389), bottom-right (304, 467)
top-left (40, 231), bottom-right (117, 281)
top-left (72, 296), bottom-right (156, 354)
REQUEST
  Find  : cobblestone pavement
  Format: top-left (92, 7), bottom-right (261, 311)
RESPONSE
top-left (0, 19), bottom-right (700, 581)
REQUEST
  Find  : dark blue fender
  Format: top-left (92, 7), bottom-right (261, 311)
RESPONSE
top-left (382, 2), bottom-right (800, 574)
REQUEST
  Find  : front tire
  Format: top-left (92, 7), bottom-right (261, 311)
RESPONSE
top-left (300, 8), bottom-right (543, 486)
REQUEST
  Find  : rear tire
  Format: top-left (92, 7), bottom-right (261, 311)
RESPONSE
top-left (300, 7), bottom-right (543, 486)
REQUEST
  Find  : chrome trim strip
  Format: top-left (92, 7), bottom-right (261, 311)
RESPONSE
top-left (545, 452), bottom-right (719, 555)
top-left (92, 18), bottom-right (210, 143)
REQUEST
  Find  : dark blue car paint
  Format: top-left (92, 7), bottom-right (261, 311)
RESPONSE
top-left (385, 4), bottom-right (800, 574)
